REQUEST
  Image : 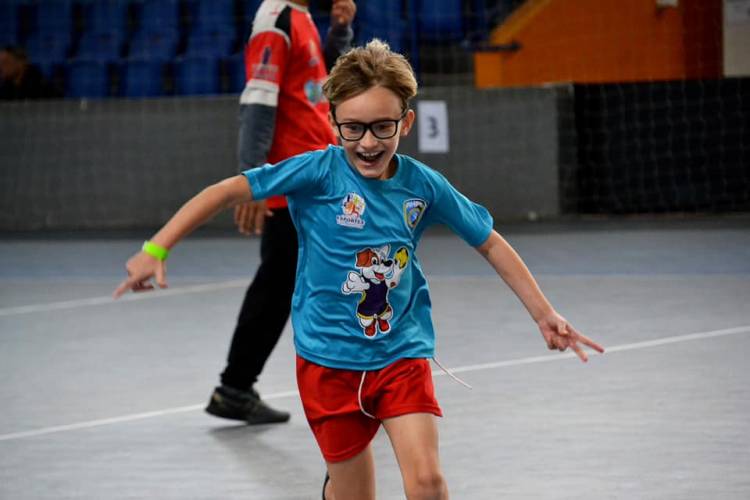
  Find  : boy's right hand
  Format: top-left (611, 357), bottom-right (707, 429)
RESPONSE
top-left (113, 251), bottom-right (167, 299)
top-left (536, 311), bottom-right (604, 362)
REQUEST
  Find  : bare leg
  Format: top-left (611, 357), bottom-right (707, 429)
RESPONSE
top-left (325, 445), bottom-right (376, 500)
top-left (383, 413), bottom-right (448, 500)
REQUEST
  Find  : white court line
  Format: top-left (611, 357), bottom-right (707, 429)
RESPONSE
top-left (6, 271), bottom-right (735, 317)
top-left (0, 391), bottom-right (300, 443)
top-left (0, 277), bottom-right (499, 317)
top-left (0, 277), bottom-right (492, 317)
top-left (1, 324), bottom-right (748, 443)
top-left (441, 325), bottom-right (750, 373)
top-left (0, 280), bottom-right (248, 317)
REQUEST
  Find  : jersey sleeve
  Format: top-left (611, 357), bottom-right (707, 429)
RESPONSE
top-left (243, 150), bottom-right (328, 200)
top-left (240, 29), bottom-right (290, 107)
top-left (237, 103), bottom-right (276, 170)
top-left (426, 171), bottom-right (494, 247)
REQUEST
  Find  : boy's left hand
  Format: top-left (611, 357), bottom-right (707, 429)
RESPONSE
top-left (113, 251), bottom-right (168, 299)
top-left (537, 312), bottom-right (604, 362)
top-left (331, 0), bottom-right (356, 28)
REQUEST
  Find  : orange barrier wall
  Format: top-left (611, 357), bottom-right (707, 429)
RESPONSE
top-left (474, 0), bottom-right (722, 88)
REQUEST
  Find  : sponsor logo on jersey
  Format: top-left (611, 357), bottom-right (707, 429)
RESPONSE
top-left (251, 46), bottom-right (279, 81)
top-left (403, 198), bottom-right (427, 230)
top-left (337, 193), bottom-right (366, 229)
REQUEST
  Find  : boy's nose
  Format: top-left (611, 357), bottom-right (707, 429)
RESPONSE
top-left (359, 129), bottom-right (378, 147)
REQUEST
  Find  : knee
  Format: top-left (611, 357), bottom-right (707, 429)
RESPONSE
top-left (404, 470), bottom-right (447, 500)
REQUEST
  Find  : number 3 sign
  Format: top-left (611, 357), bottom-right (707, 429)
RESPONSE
top-left (417, 100), bottom-right (450, 153)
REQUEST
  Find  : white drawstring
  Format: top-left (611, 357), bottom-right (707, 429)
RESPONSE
top-left (432, 357), bottom-right (473, 389)
top-left (357, 371), bottom-right (376, 419)
top-left (357, 358), bottom-right (471, 419)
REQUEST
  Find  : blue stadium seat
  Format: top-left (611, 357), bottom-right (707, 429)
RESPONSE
top-left (31, 0), bottom-right (74, 37)
top-left (238, 0), bottom-right (265, 42)
top-left (136, 0), bottom-right (180, 33)
top-left (24, 33), bottom-right (70, 79)
top-left (122, 58), bottom-right (165, 97)
top-left (243, 0), bottom-right (263, 22)
top-left (24, 0), bottom-right (74, 78)
top-left (66, 60), bottom-right (110, 98)
top-left (355, 0), bottom-right (406, 53)
top-left (174, 55), bottom-right (221, 95)
top-left (0, 1), bottom-right (20, 45)
top-left (185, 27), bottom-right (236, 57)
top-left (224, 52), bottom-right (246, 94)
top-left (312, 13), bottom-right (329, 43)
top-left (82, 0), bottom-right (130, 39)
top-left (189, 0), bottom-right (235, 32)
top-left (416, 0), bottom-right (464, 42)
top-left (76, 32), bottom-right (124, 63)
top-left (128, 29), bottom-right (179, 60)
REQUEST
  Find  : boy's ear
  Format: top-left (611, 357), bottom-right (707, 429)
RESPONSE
top-left (328, 112), bottom-right (338, 134)
top-left (400, 108), bottom-right (416, 137)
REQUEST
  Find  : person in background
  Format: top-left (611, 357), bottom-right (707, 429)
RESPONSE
top-left (0, 46), bottom-right (60, 100)
top-left (204, 0), bottom-right (356, 425)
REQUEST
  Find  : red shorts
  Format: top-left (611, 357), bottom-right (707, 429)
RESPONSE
top-left (296, 356), bottom-right (442, 463)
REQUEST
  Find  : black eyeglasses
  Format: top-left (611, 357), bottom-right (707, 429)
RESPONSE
top-left (332, 109), bottom-right (408, 141)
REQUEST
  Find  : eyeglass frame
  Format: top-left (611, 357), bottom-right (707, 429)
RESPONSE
top-left (331, 108), bottom-right (409, 142)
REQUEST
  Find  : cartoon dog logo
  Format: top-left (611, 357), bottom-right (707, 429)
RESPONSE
top-left (341, 245), bottom-right (410, 338)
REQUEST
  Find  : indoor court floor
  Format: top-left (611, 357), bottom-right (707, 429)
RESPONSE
top-left (1, 217), bottom-right (749, 499)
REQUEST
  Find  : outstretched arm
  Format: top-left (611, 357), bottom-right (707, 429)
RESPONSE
top-left (475, 230), bottom-right (604, 362)
top-left (113, 175), bottom-right (253, 298)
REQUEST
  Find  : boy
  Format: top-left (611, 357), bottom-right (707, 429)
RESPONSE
top-left (114, 40), bottom-right (604, 500)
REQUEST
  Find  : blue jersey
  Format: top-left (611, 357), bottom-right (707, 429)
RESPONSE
top-left (244, 145), bottom-right (493, 370)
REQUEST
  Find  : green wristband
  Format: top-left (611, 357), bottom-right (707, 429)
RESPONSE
top-left (142, 240), bottom-right (169, 261)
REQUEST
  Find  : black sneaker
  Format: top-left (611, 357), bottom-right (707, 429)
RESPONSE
top-left (205, 385), bottom-right (290, 425)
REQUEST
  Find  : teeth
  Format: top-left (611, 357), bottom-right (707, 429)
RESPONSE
top-left (359, 151), bottom-right (381, 160)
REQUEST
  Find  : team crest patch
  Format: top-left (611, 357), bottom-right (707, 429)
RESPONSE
top-left (304, 79), bottom-right (325, 105)
top-left (403, 198), bottom-right (427, 230)
top-left (337, 193), bottom-right (366, 229)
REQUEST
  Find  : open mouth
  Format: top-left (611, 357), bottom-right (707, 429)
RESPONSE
top-left (356, 151), bottom-right (384, 164)
top-left (374, 272), bottom-right (385, 280)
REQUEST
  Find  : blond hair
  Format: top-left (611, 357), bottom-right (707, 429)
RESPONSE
top-left (323, 39), bottom-right (417, 113)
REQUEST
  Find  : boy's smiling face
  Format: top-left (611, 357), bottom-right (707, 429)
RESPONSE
top-left (331, 85), bottom-right (415, 180)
